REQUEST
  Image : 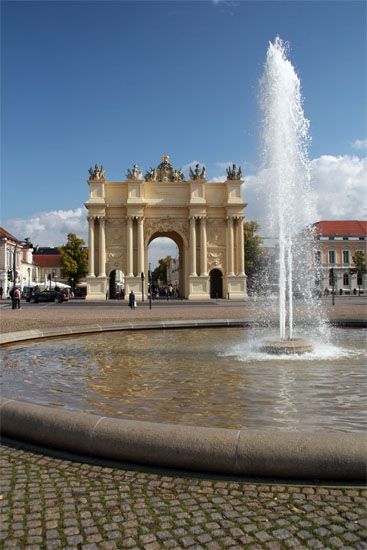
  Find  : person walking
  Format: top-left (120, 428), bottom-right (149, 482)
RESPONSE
top-left (0, 286), bottom-right (3, 300)
top-left (13, 287), bottom-right (21, 310)
top-left (128, 290), bottom-right (135, 310)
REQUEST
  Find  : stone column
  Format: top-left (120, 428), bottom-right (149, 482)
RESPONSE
top-left (227, 216), bottom-right (234, 276)
top-left (190, 216), bottom-right (197, 276)
top-left (98, 217), bottom-right (106, 277)
top-left (237, 217), bottom-right (245, 275)
top-left (200, 217), bottom-right (208, 276)
top-left (137, 217), bottom-right (145, 275)
top-left (88, 216), bottom-right (95, 277)
top-left (127, 217), bottom-right (134, 276)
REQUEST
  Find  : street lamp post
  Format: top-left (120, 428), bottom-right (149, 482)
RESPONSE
top-left (148, 265), bottom-right (152, 310)
top-left (27, 267), bottom-right (31, 288)
top-left (141, 272), bottom-right (145, 302)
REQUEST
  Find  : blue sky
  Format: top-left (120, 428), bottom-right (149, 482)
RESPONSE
top-left (1, 0), bottom-right (366, 256)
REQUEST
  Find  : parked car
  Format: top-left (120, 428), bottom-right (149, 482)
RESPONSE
top-left (28, 290), bottom-right (68, 303)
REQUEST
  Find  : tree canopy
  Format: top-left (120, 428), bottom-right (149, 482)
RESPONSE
top-left (151, 256), bottom-right (172, 285)
top-left (59, 233), bottom-right (88, 288)
top-left (243, 221), bottom-right (266, 291)
top-left (352, 251), bottom-right (366, 292)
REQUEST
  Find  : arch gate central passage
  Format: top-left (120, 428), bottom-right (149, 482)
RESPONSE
top-left (85, 156), bottom-right (247, 300)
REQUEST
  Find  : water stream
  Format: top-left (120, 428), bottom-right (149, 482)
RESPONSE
top-left (260, 37), bottom-right (319, 340)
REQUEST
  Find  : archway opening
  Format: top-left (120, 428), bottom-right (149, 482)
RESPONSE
top-left (210, 269), bottom-right (223, 299)
top-left (109, 269), bottom-right (125, 299)
top-left (147, 233), bottom-right (184, 299)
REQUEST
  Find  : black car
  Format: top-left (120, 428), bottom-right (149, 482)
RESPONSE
top-left (28, 290), bottom-right (67, 303)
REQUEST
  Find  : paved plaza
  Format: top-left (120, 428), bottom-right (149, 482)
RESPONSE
top-left (1, 442), bottom-right (366, 550)
top-left (1, 298), bottom-right (366, 549)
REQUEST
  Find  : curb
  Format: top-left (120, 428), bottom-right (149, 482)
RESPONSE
top-left (0, 318), bottom-right (365, 346)
top-left (1, 399), bottom-right (366, 481)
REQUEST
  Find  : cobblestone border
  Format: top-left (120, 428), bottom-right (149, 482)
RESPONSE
top-left (1, 319), bottom-right (366, 482)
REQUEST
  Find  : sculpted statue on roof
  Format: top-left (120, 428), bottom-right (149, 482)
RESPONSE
top-left (189, 163), bottom-right (206, 180)
top-left (145, 155), bottom-right (185, 182)
top-left (226, 164), bottom-right (242, 180)
top-left (88, 164), bottom-right (105, 181)
top-left (126, 164), bottom-right (143, 180)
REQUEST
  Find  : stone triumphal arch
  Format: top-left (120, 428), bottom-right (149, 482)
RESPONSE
top-left (85, 156), bottom-right (247, 300)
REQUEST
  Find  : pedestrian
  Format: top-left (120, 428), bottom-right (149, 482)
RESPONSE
top-left (0, 286), bottom-right (3, 300)
top-left (121, 288), bottom-right (125, 300)
top-left (128, 290), bottom-right (135, 310)
top-left (13, 287), bottom-right (21, 310)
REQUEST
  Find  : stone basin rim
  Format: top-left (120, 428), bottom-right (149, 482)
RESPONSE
top-left (0, 318), bottom-right (365, 347)
top-left (1, 398), bottom-right (365, 482)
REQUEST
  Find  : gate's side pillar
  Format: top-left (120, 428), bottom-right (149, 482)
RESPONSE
top-left (225, 178), bottom-right (247, 300)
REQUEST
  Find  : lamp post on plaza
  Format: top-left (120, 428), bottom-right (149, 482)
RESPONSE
top-left (27, 267), bottom-right (31, 289)
top-left (148, 264), bottom-right (152, 310)
top-left (141, 272), bottom-right (145, 302)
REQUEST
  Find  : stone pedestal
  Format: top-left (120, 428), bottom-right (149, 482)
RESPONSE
top-left (124, 276), bottom-right (145, 301)
top-left (227, 275), bottom-right (247, 300)
top-left (85, 276), bottom-right (108, 301)
top-left (187, 275), bottom-right (210, 300)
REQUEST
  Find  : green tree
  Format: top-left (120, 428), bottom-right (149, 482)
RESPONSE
top-left (59, 233), bottom-right (88, 289)
top-left (243, 221), bottom-right (266, 291)
top-left (352, 251), bottom-right (366, 295)
top-left (151, 256), bottom-right (172, 286)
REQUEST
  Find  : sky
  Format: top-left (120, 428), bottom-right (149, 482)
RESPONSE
top-left (1, 0), bottom-right (366, 266)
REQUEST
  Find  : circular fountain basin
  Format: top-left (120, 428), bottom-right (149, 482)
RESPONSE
top-left (2, 326), bottom-right (366, 432)
top-left (260, 338), bottom-right (313, 355)
top-left (1, 324), bottom-right (366, 480)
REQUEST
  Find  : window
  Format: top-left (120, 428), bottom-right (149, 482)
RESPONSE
top-left (343, 250), bottom-right (349, 265)
top-left (343, 273), bottom-right (349, 286)
top-left (328, 250), bottom-right (336, 264)
top-left (329, 271), bottom-right (335, 286)
top-left (315, 251), bottom-right (321, 263)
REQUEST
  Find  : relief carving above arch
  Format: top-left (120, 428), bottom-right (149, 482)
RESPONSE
top-left (144, 217), bottom-right (189, 246)
top-left (208, 250), bottom-right (225, 270)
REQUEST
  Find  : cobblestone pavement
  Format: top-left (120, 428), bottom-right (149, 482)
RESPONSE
top-left (1, 443), bottom-right (366, 550)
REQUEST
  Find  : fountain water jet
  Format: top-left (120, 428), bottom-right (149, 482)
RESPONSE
top-left (259, 37), bottom-right (316, 354)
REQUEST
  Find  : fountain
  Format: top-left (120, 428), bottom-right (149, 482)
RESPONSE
top-left (1, 38), bottom-right (366, 480)
top-left (259, 37), bottom-right (318, 354)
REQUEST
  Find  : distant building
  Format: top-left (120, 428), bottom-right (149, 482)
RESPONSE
top-left (167, 257), bottom-right (180, 290)
top-left (313, 220), bottom-right (367, 294)
top-left (0, 227), bottom-right (37, 296)
top-left (33, 247), bottom-right (66, 286)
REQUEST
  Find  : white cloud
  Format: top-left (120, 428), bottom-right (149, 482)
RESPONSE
top-left (242, 154), bottom-right (367, 233)
top-left (352, 139), bottom-right (367, 150)
top-left (309, 154), bottom-right (367, 219)
top-left (3, 207), bottom-right (88, 247)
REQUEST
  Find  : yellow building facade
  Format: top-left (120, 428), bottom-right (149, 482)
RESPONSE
top-left (85, 157), bottom-right (247, 300)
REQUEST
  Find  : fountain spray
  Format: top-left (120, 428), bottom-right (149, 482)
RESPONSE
top-left (260, 37), bottom-right (316, 342)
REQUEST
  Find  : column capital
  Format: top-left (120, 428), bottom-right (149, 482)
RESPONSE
top-left (87, 215), bottom-right (96, 222)
top-left (136, 216), bottom-right (145, 224)
top-left (189, 215), bottom-right (198, 222)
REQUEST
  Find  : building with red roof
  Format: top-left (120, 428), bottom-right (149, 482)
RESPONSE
top-left (33, 247), bottom-right (66, 286)
top-left (0, 227), bottom-right (37, 297)
top-left (313, 220), bottom-right (366, 294)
